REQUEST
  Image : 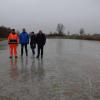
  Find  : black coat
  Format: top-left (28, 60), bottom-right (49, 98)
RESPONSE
top-left (30, 34), bottom-right (36, 48)
top-left (36, 33), bottom-right (46, 47)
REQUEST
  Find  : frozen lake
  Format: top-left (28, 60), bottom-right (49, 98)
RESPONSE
top-left (0, 39), bottom-right (100, 100)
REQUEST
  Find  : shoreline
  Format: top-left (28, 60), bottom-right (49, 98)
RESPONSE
top-left (46, 35), bottom-right (100, 41)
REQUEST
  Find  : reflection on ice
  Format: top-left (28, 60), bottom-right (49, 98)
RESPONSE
top-left (37, 60), bottom-right (45, 81)
top-left (9, 57), bottom-right (45, 82)
top-left (30, 59), bottom-right (45, 82)
top-left (9, 59), bottom-right (19, 80)
top-left (20, 57), bottom-right (29, 81)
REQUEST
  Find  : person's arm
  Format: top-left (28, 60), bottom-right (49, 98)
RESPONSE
top-left (30, 35), bottom-right (33, 45)
top-left (27, 34), bottom-right (29, 44)
top-left (34, 35), bottom-right (36, 44)
top-left (16, 34), bottom-right (19, 44)
top-left (35, 34), bottom-right (38, 44)
top-left (19, 34), bottom-right (21, 44)
top-left (45, 34), bottom-right (46, 43)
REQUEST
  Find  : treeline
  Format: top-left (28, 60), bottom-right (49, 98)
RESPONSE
top-left (46, 33), bottom-right (100, 41)
top-left (46, 32), bottom-right (66, 37)
top-left (1, 25), bottom-right (100, 41)
top-left (0, 26), bottom-right (12, 38)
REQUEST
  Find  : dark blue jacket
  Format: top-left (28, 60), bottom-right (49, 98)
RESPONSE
top-left (20, 32), bottom-right (29, 44)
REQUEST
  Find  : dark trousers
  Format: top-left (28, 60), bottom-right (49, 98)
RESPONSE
top-left (30, 45), bottom-right (35, 55)
top-left (32, 48), bottom-right (35, 55)
top-left (37, 45), bottom-right (44, 58)
top-left (21, 44), bottom-right (28, 56)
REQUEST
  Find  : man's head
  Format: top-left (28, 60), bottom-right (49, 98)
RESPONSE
top-left (39, 30), bottom-right (42, 34)
top-left (32, 32), bottom-right (34, 34)
top-left (12, 29), bottom-right (15, 34)
top-left (23, 28), bottom-right (26, 32)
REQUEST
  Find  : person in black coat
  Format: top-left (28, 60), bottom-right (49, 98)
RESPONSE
top-left (36, 30), bottom-right (46, 59)
top-left (30, 32), bottom-right (36, 56)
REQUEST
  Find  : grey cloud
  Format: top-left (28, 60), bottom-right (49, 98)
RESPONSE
top-left (0, 0), bottom-right (100, 34)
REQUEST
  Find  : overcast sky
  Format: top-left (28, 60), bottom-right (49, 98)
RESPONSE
top-left (0, 0), bottom-right (100, 34)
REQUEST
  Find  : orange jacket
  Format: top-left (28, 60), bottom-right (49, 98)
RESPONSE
top-left (8, 33), bottom-right (19, 44)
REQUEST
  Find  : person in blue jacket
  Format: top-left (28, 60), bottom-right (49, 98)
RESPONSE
top-left (20, 28), bottom-right (29, 56)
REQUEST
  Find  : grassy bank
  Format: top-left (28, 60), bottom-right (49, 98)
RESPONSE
top-left (46, 34), bottom-right (100, 41)
top-left (0, 38), bottom-right (7, 41)
top-left (1, 35), bottom-right (100, 42)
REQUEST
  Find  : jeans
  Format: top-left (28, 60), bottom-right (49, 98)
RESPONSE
top-left (21, 44), bottom-right (28, 56)
top-left (30, 45), bottom-right (35, 55)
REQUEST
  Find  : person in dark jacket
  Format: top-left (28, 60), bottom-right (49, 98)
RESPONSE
top-left (36, 30), bottom-right (46, 59)
top-left (30, 32), bottom-right (36, 56)
top-left (20, 28), bottom-right (29, 56)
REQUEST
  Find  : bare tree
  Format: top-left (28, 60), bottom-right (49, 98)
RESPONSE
top-left (56, 23), bottom-right (65, 35)
top-left (80, 28), bottom-right (85, 35)
top-left (67, 31), bottom-right (70, 36)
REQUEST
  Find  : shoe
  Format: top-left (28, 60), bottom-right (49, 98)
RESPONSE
top-left (15, 56), bottom-right (18, 59)
top-left (9, 56), bottom-right (12, 59)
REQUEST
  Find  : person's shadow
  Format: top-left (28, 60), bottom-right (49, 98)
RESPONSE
top-left (9, 59), bottom-right (19, 80)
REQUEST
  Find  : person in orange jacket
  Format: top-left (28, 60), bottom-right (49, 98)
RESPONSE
top-left (8, 29), bottom-right (19, 59)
